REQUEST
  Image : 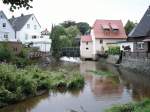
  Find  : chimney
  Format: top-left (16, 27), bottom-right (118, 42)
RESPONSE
top-left (21, 13), bottom-right (24, 17)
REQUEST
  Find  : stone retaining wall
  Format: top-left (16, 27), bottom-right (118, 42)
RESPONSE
top-left (121, 52), bottom-right (150, 74)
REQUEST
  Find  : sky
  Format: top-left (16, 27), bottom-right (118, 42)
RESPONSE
top-left (0, 0), bottom-right (149, 30)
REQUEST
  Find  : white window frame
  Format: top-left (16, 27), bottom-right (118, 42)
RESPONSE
top-left (4, 34), bottom-right (8, 39)
top-left (34, 25), bottom-right (37, 30)
top-left (27, 24), bottom-right (30, 29)
top-left (25, 34), bottom-right (28, 40)
top-left (2, 23), bottom-right (6, 28)
top-left (137, 42), bottom-right (144, 49)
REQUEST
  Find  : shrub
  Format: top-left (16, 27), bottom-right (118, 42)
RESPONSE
top-left (108, 46), bottom-right (120, 55)
top-left (0, 64), bottom-right (84, 107)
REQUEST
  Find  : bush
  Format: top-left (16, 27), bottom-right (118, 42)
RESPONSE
top-left (0, 43), bottom-right (15, 62)
top-left (108, 46), bottom-right (120, 55)
top-left (0, 64), bottom-right (84, 107)
top-left (106, 99), bottom-right (150, 112)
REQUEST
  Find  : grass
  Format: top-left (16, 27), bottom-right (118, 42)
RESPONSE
top-left (106, 99), bottom-right (150, 112)
top-left (88, 70), bottom-right (114, 77)
top-left (0, 64), bottom-right (84, 108)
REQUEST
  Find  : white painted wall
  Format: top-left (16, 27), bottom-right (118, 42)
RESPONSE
top-left (95, 39), bottom-right (126, 53)
top-left (80, 41), bottom-right (93, 59)
top-left (16, 15), bottom-right (41, 43)
top-left (0, 11), bottom-right (15, 41)
top-left (16, 15), bottom-right (51, 52)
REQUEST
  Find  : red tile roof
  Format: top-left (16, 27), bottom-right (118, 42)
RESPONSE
top-left (81, 35), bottom-right (92, 42)
top-left (93, 19), bottom-right (127, 39)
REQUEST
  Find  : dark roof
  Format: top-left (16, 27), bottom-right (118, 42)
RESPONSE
top-left (129, 7), bottom-right (150, 38)
top-left (9, 14), bottom-right (33, 31)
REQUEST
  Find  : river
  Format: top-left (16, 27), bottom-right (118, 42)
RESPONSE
top-left (0, 61), bottom-right (150, 112)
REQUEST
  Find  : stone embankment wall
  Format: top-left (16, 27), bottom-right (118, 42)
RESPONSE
top-left (121, 52), bottom-right (150, 74)
top-left (105, 55), bottom-right (119, 64)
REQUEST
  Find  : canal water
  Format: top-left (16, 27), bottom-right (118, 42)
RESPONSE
top-left (0, 61), bottom-right (150, 112)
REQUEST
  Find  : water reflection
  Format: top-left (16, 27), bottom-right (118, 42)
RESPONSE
top-left (0, 61), bottom-right (150, 112)
top-left (80, 61), bottom-right (123, 101)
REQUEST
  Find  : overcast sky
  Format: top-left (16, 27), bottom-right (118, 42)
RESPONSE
top-left (0, 0), bottom-right (149, 30)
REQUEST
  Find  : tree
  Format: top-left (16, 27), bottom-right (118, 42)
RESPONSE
top-left (124, 20), bottom-right (136, 35)
top-left (61, 20), bottom-right (76, 28)
top-left (50, 25), bottom-right (67, 59)
top-left (77, 22), bottom-right (91, 35)
top-left (1, 0), bottom-right (33, 11)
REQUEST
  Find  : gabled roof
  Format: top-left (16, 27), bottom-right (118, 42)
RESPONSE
top-left (0, 11), bottom-right (15, 32)
top-left (93, 19), bottom-right (127, 39)
top-left (0, 10), bottom-right (8, 20)
top-left (128, 7), bottom-right (150, 38)
top-left (9, 14), bottom-right (33, 31)
top-left (81, 35), bottom-right (92, 42)
top-left (41, 28), bottom-right (50, 35)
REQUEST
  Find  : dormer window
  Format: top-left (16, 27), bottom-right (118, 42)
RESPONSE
top-left (102, 24), bottom-right (110, 31)
top-left (111, 24), bottom-right (119, 33)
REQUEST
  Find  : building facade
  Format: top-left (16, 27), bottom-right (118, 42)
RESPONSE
top-left (80, 19), bottom-right (127, 60)
top-left (0, 11), bottom-right (51, 53)
top-left (128, 6), bottom-right (150, 53)
top-left (0, 11), bottom-right (16, 41)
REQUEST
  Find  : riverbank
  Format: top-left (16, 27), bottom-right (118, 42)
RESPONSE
top-left (106, 99), bottom-right (150, 112)
top-left (0, 64), bottom-right (84, 108)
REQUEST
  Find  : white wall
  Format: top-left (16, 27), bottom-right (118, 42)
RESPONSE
top-left (95, 39), bottom-right (126, 53)
top-left (0, 12), bottom-right (15, 41)
top-left (32, 42), bottom-right (51, 52)
top-left (80, 41), bottom-right (93, 59)
top-left (16, 15), bottom-right (41, 43)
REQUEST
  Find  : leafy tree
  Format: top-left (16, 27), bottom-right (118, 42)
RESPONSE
top-left (124, 20), bottom-right (136, 35)
top-left (77, 22), bottom-right (91, 35)
top-left (65, 26), bottom-right (80, 46)
top-left (50, 25), bottom-right (67, 59)
top-left (1, 0), bottom-right (33, 11)
top-left (61, 20), bottom-right (76, 28)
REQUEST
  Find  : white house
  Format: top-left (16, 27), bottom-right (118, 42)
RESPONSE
top-left (25, 29), bottom-right (52, 52)
top-left (9, 14), bottom-right (41, 43)
top-left (0, 11), bottom-right (51, 53)
top-left (80, 35), bottom-right (93, 59)
top-left (0, 11), bottom-right (16, 42)
top-left (80, 19), bottom-right (127, 60)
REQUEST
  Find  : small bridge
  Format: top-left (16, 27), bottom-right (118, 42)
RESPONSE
top-left (61, 47), bottom-right (80, 57)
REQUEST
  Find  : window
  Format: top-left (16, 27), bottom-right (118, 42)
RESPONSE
top-left (86, 47), bottom-right (89, 50)
top-left (27, 24), bottom-right (30, 29)
top-left (32, 35), bottom-right (37, 39)
top-left (86, 42), bottom-right (88, 45)
top-left (0, 15), bottom-right (3, 19)
top-left (2, 23), bottom-right (6, 28)
top-left (100, 40), bottom-right (103, 44)
top-left (137, 42), bottom-right (144, 49)
top-left (13, 48), bottom-right (17, 52)
top-left (34, 25), bottom-right (37, 30)
top-left (25, 34), bottom-right (28, 40)
top-left (4, 34), bottom-right (8, 39)
top-left (112, 29), bottom-right (119, 33)
top-left (32, 17), bottom-right (34, 20)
